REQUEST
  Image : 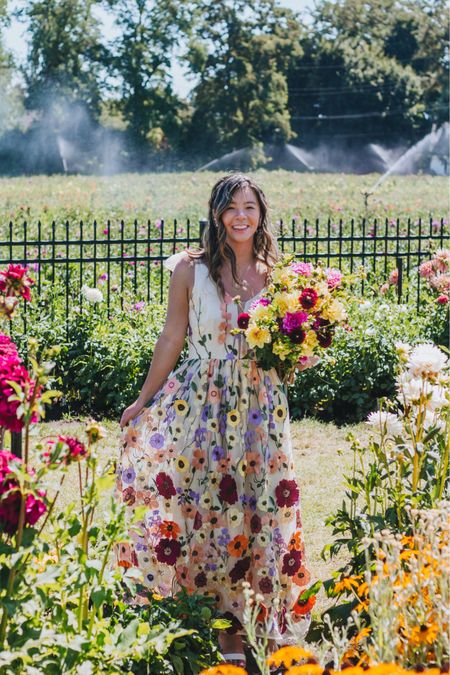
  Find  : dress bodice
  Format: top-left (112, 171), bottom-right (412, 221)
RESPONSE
top-left (188, 262), bottom-right (265, 360)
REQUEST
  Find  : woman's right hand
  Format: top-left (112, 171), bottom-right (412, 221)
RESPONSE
top-left (120, 400), bottom-right (145, 430)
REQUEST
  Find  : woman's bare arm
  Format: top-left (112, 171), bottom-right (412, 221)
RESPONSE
top-left (120, 256), bottom-right (193, 427)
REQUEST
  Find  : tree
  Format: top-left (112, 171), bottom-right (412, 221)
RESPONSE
top-left (0, 2), bottom-right (24, 135)
top-left (184, 0), bottom-right (303, 157)
top-left (105, 0), bottom-right (190, 161)
top-left (287, 0), bottom-right (449, 146)
top-left (22, 0), bottom-right (105, 119)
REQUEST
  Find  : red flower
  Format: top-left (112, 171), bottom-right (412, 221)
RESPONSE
top-left (437, 294), bottom-right (449, 304)
top-left (259, 577), bottom-right (274, 594)
top-left (237, 312), bottom-right (250, 329)
top-left (282, 549), bottom-right (302, 576)
top-left (155, 538), bottom-right (181, 565)
top-left (58, 435), bottom-right (88, 463)
top-left (290, 328), bottom-right (306, 345)
top-left (250, 513), bottom-right (262, 533)
top-left (299, 288), bottom-right (318, 309)
top-left (122, 486), bottom-right (135, 505)
top-left (317, 330), bottom-right (333, 348)
top-left (275, 479), bottom-right (300, 507)
top-left (194, 571), bottom-right (207, 587)
top-left (0, 264), bottom-right (34, 302)
top-left (219, 475), bottom-right (238, 504)
top-left (229, 556), bottom-right (251, 583)
top-left (0, 338), bottom-right (40, 432)
top-left (0, 450), bottom-right (46, 535)
top-left (292, 593), bottom-right (316, 615)
top-left (155, 472), bottom-right (176, 498)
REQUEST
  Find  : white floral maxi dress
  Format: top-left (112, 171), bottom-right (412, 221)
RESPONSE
top-left (116, 256), bottom-right (312, 638)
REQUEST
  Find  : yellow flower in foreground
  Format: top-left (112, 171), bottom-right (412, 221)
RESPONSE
top-left (333, 575), bottom-right (362, 594)
top-left (409, 622), bottom-right (439, 646)
top-left (285, 665), bottom-right (323, 675)
top-left (273, 340), bottom-right (291, 361)
top-left (322, 298), bottom-right (346, 322)
top-left (200, 666), bottom-right (247, 675)
top-left (272, 291), bottom-right (298, 314)
top-left (365, 664), bottom-right (407, 675)
top-left (246, 325), bottom-right (271, 348)
top-left (267, 645), bottom-right (314, 668)
top-left (251, 303), bottom-right (272, 321)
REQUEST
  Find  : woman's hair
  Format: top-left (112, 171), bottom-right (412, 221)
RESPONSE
top-left (187, 173), bottom-right (279, 298)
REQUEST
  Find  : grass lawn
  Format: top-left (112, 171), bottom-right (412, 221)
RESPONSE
top-left (29, 414), bottom-right (371, 617)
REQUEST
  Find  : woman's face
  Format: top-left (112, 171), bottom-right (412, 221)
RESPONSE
top-left (219, 186), bottom-right (261, 246)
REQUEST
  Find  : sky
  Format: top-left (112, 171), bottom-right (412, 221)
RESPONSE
top-left (4, 0), bottom-right (315, 98)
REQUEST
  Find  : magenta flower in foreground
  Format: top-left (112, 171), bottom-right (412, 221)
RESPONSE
top-left (0, 450), bottom-right (46, 535)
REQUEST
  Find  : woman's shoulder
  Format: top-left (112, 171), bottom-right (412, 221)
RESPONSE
top-left (163, 249), bottom-right (205, 273)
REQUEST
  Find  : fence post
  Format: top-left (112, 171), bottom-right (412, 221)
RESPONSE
top-left (199, 218), bottom-right (207, 242)
top-left (396, 256), bottom-right (403, 304)
top-left (11, 431), bottom-right (22, 458)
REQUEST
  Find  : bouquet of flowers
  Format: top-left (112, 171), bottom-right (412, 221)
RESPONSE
top-left (233, 254), bottom-right (348, 383)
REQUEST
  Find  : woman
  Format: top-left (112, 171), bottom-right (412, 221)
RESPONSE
top-left (117, 173), bottom-right (312, 667)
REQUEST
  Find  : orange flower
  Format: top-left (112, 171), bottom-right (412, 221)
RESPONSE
top-left (292, 565), bottom-right (310, 587)
top-left (267, 646), bottom-right (314, 668)
top-left (285, 665), bottom-right (323, 675)
top-left (227, 534), bottom-right (249, 557)
top-left (200, 666), bottom-right (247, 675)
top-left (158, 520), bottom-right (181, 539)
top-left (288, 531), bottom-right (303, 551)
top-left (292, 593), bottom-right (316, 616)
top-left (245, 451), bottom-right (262, 474)
top-left (409, 622), bottom-right (439, 646)
top-left (333, 575), bottom-right (362, 594)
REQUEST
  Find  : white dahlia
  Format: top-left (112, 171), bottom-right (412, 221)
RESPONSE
top-left (366, 411), bottom-right (403, 438)
top-left (408, 343), bottom-right (448, 379)
top-left (81, 284), bottom-right (104, 304)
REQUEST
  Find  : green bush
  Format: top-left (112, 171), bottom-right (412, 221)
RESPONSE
top-left (13, 283), bottom-right (448, 424)
top-left (289, 298), bottom-right (445, 424)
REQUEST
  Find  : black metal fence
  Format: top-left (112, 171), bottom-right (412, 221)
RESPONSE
top-left (2, 217), bottom-right (449, 331)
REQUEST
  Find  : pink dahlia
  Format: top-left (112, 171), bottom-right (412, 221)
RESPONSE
top-left (0, 352), bottom-right (40, 432)
top-left (0, 449), bottom-right (46, 535)
top-left (57, 435), bottom-right (88, 462)
top-left (389, 269), bottom-right (399, 286)
top-left (437, 294), bottom-right (449, 305)
top-left (281, 311), bottom-right (308, 334)
top-left (291, 262), bottom-right (313, 277)
top-left (325, 268), bottom-right (342, 289)
top-left (419, 260), bottom-right (434, 279)
top-left (0, 264), bottom-right (34, 302)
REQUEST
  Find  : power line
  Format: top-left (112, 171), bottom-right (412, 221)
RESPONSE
top-left (291, 105), bottom-right (448, 120)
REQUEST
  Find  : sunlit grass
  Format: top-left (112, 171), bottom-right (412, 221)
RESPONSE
top-left (29, 414), bottom-right (370, 617)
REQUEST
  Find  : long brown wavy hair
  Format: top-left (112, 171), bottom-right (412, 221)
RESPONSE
top-left (187, 173), bottom-right (279, 299)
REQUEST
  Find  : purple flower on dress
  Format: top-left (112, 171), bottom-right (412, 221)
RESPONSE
top-left (150, 433), bottom-right (164, 449)
top-left (248, 496), bottom-right (257, 511)
top-left (248, 409), bottom-right (263, 425)
top-left (225, 351), bottom-right (235, 360)
top-left (273, 527), bottom-right (284, 547)
top-left (219, 414), bottom-right (227, 435)
top-left (212, 445), bottom-right (225, 461)
top-left (122, 467), bottom-right (135, 484)
top-left (244, 429), bottom-right (256, 445)
top-left (268, 413), bottom-right (275, 430)
top-left (166, 407), bottom-right (176, 424)
top-left (218, 528), bottom-right (231, 547)
top-left (188, 489), bottom-right (200, 504)
top-left (201, 405), bottom-right (210, 422)
top-left (194, 426), bottom-right (207, 443)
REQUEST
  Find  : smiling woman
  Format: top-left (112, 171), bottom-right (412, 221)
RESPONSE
top-left (116, 173), bottom-right (314, 668)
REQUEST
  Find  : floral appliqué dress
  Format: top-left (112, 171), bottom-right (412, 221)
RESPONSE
top-left (116, 255), bottom-right (312, 638)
